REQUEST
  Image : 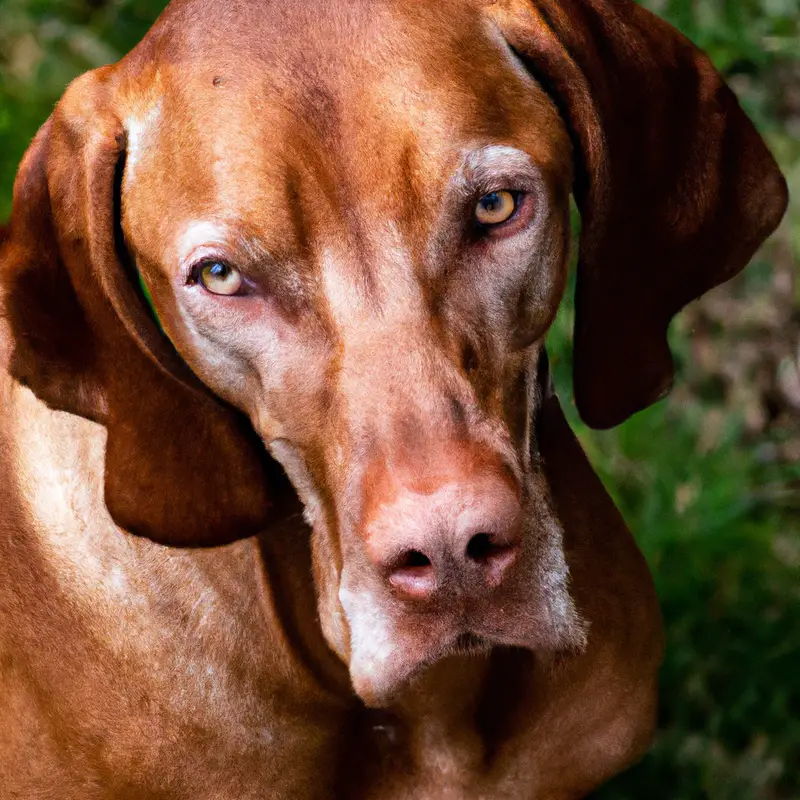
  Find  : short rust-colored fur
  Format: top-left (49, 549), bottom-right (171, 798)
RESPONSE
top-left (0, 0), bottom-right (786, 797)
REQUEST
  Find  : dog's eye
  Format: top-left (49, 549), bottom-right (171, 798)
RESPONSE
top-left (475, 191), bottom-right (517, 226)
top-left (197, 261), bottom-right (243, 296)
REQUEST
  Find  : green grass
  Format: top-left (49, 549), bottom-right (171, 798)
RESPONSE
top-left (1, 2), bottom-right (799, 797)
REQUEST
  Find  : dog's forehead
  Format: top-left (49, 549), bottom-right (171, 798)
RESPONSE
top-left (120, 0), bottom-right (568, 263)
top-left (123, 0), bottom-right (538, 135)
top-left (132, 0), bottom-right (490, 66)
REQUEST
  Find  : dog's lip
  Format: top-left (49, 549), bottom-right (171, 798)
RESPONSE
top-left (350, 630), bottom-right (496, 707)
top-left (346, 606), bottom-right (583, 707)
top-left (448, 631), bottom-right (494, 656)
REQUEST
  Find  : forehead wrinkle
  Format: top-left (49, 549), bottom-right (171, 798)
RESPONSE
top-left (266, 73), bottom-right (389, 304)
top-left (319, 223), bottom-right (427, 329)
top-left (284, 165), bottom-right (314, 260)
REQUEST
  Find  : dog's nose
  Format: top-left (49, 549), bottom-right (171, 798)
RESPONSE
top-left (366, 478), bottom-right (523, 602)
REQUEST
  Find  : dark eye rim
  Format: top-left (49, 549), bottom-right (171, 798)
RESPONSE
top-left (187, 258), bottom-right (250, 296)
top-left (473, 190), bottom-right (524, 230)
top-left (471, 190), bottom-right (534, 239)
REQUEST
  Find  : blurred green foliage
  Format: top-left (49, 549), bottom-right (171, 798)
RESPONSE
top-left (0, 0), bottom-right (160, 219)
top-left (1, 1), bottom-right (799, 798)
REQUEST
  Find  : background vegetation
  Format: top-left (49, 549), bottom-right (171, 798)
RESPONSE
top-left (1, 1), bottom-right (798, 797)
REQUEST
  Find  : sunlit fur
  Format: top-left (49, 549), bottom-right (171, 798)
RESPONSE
top-left (0, 0), bottom-right (786, 795)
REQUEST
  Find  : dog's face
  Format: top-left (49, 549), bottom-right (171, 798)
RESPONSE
top-left (121, 0), bottom-right (582, 704)
top-left (5, 0), bottom-right (785, 710)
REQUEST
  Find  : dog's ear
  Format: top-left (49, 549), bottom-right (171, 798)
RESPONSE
top-left (493, 0), bottom-right (788, 428)
top-left (1, 67), bottom-right (290, 546)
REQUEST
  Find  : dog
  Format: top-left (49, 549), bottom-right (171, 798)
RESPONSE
top-left (0, 0), bottom-right (787, 796)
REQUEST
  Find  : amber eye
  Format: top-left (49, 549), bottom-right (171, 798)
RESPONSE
top-left (197, 261), bottom-right (243, 296)
top-left (474, 190), bottom-right (517, 226)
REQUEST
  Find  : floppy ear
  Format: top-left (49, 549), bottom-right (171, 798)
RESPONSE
top-left (1, 67), bottom-right (291, 546)
top-left (493, 0), bottom-right (788, 428)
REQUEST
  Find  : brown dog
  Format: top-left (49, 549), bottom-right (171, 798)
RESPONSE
top-left (0, 0), bottom-right (787, 797)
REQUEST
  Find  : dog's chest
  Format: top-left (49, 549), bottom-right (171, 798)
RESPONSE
top-left (0, 384), bottom-right (346, 796)
top-left (1, 503), bottom-right (349, 797)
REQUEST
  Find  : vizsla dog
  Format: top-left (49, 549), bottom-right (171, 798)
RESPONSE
top-left (0, 0), bottom-right (787, 797)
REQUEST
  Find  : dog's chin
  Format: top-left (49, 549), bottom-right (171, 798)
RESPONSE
top-left (339, 580), bottom-right (588, 708)
top-left (346, 623), bottom-right (585, 708)
top-left (346, 628), bottom-right (495, 708)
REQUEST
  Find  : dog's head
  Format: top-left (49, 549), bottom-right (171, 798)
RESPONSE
top-left (2, 0), bottom-right (786, 705)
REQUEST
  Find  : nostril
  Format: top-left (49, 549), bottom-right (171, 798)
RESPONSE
top-left (465, 532), bottom-right (518, 579)
top-left (466, 532), bottom-right (496, 562)
top-left (402, 550), bottom-right (432, 569)
top-left (388, 550), bottom-right (436, 600)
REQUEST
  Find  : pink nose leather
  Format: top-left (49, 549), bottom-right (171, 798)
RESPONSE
top-left (365, 477), bottom-right (524, 602)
